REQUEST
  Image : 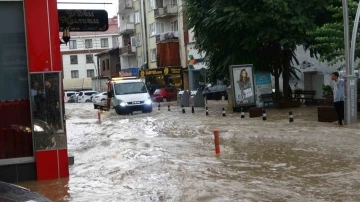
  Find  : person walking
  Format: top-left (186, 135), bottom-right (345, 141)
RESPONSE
top-left (331, 72), bottom-right (345, 125)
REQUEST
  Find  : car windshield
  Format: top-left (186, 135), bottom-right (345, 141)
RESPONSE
top-left (114, 82), bottom-right (147, 95)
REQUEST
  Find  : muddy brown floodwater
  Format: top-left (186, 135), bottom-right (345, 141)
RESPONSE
top-left (17, 102), bottom-right (360, 201)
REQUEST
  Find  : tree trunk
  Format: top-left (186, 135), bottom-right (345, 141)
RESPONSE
top-left (282, 50), bottom-right (291, 101)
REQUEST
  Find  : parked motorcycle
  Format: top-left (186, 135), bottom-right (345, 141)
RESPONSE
top-left (11, 119), bottom-right (56, 150)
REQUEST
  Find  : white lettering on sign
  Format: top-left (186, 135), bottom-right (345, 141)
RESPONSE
top-left (244, 88), bottom-right (253, 98)
top-left (351, 87), bottom-right (355, 116)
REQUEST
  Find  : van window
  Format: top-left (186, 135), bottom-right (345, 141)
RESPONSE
top-left (67, 92), bottom-right (75, 97)
top-left (85, 92), bottom-right (96, 96)
top-left (78, 92), bottom-right (83, 96)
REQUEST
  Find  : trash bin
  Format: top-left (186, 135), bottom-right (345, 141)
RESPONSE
top-left (177, 91), bottom-right (184, 106)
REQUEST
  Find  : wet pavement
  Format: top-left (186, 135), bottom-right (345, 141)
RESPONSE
top-left (18, 101), bottom-right (360, 201)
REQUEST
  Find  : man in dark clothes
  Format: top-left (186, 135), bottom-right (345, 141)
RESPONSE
top-left (45, 80), bottom-right (60, 129)
top-left (34, 89), bottom-right (46, 121)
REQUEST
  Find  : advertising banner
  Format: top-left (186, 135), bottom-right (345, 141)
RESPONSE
top-left (254, 73), bottom-right (273, 106)
top-left (230, 65), bottom-right (256, 107)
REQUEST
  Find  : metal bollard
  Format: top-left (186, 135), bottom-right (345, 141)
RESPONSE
top-left (214, 130), bottom-right (220, 155)
top-left (98, 110), bottom-right (101, 124)
top-left (289, 110), bottom-right (294, 122)
top-left (222, 107), bottom-right (226, 117)
top-left (192, 106), bottom-right (195, 113)
top-left (182, 108), bottom-right (185, 113)
top-left (158, 102), bottom-right (160, 110)
top-left (206, 107), bottom-right (209, 116)
top-left (168, 105), bottom-right (170, 111)
top-left (262, 109), bottom-right (266, 121)
top-left (241, 108), bottom-right (245, 119)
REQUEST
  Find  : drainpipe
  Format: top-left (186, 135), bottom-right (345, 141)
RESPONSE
top-left (140, 0), bottom-right (148, 69)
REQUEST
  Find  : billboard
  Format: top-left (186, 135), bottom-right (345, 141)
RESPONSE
top-left (58, 9), bottom-right (109, 32)
top-left (229, 64), bottom-right (256, 107)
top-left (254, 73), bottom-right (272, 106)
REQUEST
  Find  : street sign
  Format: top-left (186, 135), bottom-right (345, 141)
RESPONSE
top-left (58, 9), bottom-right (109, 32)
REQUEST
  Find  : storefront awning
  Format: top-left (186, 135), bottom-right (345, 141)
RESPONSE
top-left (63, 78), bottom-right (92, 91)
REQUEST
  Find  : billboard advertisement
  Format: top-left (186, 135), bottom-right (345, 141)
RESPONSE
top-left (254, 73), bottom-right (273, 106)
top-left (230, 64), bottom-right (256, 107)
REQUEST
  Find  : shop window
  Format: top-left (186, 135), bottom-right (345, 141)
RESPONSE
top-left (85, 39), bottom-right (93, 48)
top-left (0, 1), bottom-right (32, 160)
top-left (86, 54), bottom-right (94, 63)
top-left (70, 55), bottom-right (78, 64)
top-left (30, 73), bottom-right (65, 151)
top-left (71, 70), bottom-right (79, 78)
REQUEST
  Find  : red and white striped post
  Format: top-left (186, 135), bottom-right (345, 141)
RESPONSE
top-left (214, 130), bottom-right (220, 155)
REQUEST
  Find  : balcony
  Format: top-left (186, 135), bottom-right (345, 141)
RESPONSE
top-left (154, 5), bottom-right (178, 19)
top-left (118, 0), bottom-right (133, 14)
top-left (119, 23), bottom-right (135, 35)
top-left (120, 46), bottom-right (136, 56)
top-left (156, 31), bottom-right (179, 43)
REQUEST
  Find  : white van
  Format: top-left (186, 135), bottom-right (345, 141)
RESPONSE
top-left (106, 77), bottom-right (152, 115)
top-left (77, 90), bottom-right (99, 103)
top-left (64, 91), bottom-right (77, 102)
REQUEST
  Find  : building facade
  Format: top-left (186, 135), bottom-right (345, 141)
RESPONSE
top-left (60, 16), bottom-right (119, 81)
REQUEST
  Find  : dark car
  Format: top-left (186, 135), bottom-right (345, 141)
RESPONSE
top-left (152, 87), bottom-right (178, 102)
top-left (0, 181), bottom-right (51, 202)
top-left (203, 85), bottom-right (228, 100)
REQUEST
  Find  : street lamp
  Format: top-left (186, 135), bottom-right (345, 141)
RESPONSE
top-left (342, 0), bottom-right (358, 125)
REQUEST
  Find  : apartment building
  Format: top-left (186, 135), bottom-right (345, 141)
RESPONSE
top-left (60, 16), bottom-right (119, 81)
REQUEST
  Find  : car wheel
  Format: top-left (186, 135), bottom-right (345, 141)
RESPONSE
top-left (85, 99), bottom-right (91, 102)
top-left (101, 98), bottom-right (106, 102)
top-left (162, 97), bottom-right (167, 102)
top-left (115, 107), bottom-right (122, 115)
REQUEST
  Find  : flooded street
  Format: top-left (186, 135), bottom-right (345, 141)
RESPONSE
top-left (20, 102), bottom-right (360, 201)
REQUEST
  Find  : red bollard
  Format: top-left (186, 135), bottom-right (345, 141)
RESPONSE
top-left (214, 130), bottom-right (220, 155)
top-left (98, 110), bottom-right (101, 124)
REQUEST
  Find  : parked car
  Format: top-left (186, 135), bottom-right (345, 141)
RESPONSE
top-left (152, 87), bottom-right (177, 102)
top-left (93, 92), bottom-right (107, 109)
top-left (77, 91), bottom-right (99, 103)
top-left (67, 93), bottom-right (78, 103)
top-left (203, 85), bottom-right (228, 100)
top-left (0, 181), bottom-right (51, 201)
top-left (64, 91), bottom-right (77, 102)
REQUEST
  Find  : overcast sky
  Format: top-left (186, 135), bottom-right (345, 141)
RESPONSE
top-left (57, 0), bottom-right (118, 18)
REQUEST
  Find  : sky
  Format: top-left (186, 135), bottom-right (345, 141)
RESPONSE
top-left (57, 0), bottom-right (118, 18)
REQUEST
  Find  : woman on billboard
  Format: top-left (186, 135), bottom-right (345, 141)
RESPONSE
top-left (236, 68), bottom-right (254, 103)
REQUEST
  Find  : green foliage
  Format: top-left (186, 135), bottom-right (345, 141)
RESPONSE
top-left (322, 84), bottom-right (333, 98)
top-left (310, 0), bottom-right (360, 68)
top-left (185, 0), bottom-right (332, 83)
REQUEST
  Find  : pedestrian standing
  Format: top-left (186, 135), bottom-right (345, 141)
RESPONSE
top-left (331, 72), bottom-right (345, 125)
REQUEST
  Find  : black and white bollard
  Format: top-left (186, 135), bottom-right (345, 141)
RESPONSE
top-left (289, 110), bottom-right (294, 122)
top-left (206, 107), bottom-right (209, 116)
top-left (192, 106), bottom-right (195, 113)
top-left (158, 102), bottom-right (160, 110)
top-left (222, 107), bottom-right (226, 117)
top-left (168, 105), bottom-right (170, 111)
top-left (182, 108), bottom-right (185, 113)
top-left (262, 109), bottom-right (266, 121)
top-left (241, 108), bottom-right (245, 119)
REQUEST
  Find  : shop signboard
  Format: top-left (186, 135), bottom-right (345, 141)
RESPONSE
top-left (58, 9), bottom-right (109, 32)
top-left (139, 67), bottom-right (182, 77)
top-left (229, 64), bottom-right (256, 107)
top-left (254, 72), bottom-right (272, 106)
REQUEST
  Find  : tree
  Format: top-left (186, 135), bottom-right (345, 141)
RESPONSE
top-left (186, 0), bottom-right (332, 99)
top-left (311, 0), bottom-right (360, 68)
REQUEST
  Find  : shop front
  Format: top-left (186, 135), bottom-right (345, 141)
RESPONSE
top-left (139, 67), bottom-right (183, 94)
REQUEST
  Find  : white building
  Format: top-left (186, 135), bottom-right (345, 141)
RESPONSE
top-left (60, 16), bottom-right (119, 90)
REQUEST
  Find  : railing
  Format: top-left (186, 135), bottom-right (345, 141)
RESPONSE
top-left (119, 23), bottom-right (135, 34)
top-left (120, 46), bottom-right (136, 55)
top-left (154, 5), bottom-right (178, 18)
top-left (156, 31), bottom-right (179, 43)
top-left (119, 0), bottom-right (133, 13)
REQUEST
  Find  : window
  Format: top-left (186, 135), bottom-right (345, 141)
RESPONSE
top-left (149, 0), bottom-right (156, 10)
top-left (151, 49), bottom-right (156, 61)
top-left (135, 33), bottom-right (141, 46)
top-left (171, 20), bottom-right (178, 32)
top-left (87, 69), bottom-right (95, 78)
top-left (100, 38), bottom-right (109, 48)
top-left (106, 59), bottom-right (110, 70)
top-left (71, 70), bottom-right (79, 78)
top-left (131, 37), bottom-right (136, 46)
top-left (85, 39), bottom-right (93, 48)
top-left (149, 23), bottom-right (164, 36)
top-left (70, 55), bottom-right (78, 64)
top-left (135, 12), bottom-right (140, 24)
top-left (171, 0), bottom-right (177, 6)
top-left (102, 60), bottom-right (105, 71)
top-left (69, 40), bottom-right (77, 49)
top-left (138, 58), bottom-right (142, 67)
top-left (86, 54), bottom-right (94, 63)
